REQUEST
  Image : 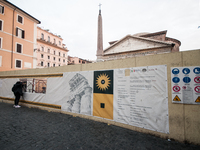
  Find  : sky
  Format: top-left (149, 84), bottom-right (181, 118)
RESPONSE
top-left (8, 0), bottom-right (200, 61)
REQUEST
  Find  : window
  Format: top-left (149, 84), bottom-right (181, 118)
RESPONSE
top-left (48, 36), bottom-right (50, 42)
top-left (63, 59), bottom-right (65, 63)
top-left (0, 37), bottom-right (2, 48)
top-left (63, 54), bottom-right (65, 57)
top-left (0, 20), bottom-right (3, 31)
top-left (47, 63), bottom-right (50, 67)
top-left (16, 43), bottom-right (22, 53)
top-left (54, 38), bottom-right (56, 44)
top-left (54, 51), bottom-right (56, 55)
top-left (100, 103), bottom-right (105, 108)
top-left (53, 57), bottom-right (55, 61)
top-left (59, 52), bottom-right (60, 56)
top-left (41, 33), bottom-right (44, 40)
top-left (0, 56), bottom-right (2, 67)
top-left (41, 61), bottom-right (43, 66)
top-left (16, 27), bottom-right (25, 39)
top-left (41, 54), bottom-right (43, 58)
top-left (48, 56), bottom-right (50, 59)
top-left (59, 41), bottom-right (61, 45)
top-left (16, 59), bottom-right (22, 68)
top-left (17, 15), bottom-right (23, 24)
top-left (48, 49), bottom-right (50, 53)
top-left (53, 64), bottom-right (55, 67)
top-left (0, 5), bottom-right (4, 14)
top-left (59, 58), bottom-right (60, 62)
top-left (41, 46), bottom-right (44, 52)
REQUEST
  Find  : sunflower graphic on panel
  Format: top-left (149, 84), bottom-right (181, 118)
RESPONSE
top-left (93, 70), bottom-right (113, 120)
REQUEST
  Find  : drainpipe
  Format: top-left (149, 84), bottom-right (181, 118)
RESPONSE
top-left (11, 8), bottom-right (16, 68)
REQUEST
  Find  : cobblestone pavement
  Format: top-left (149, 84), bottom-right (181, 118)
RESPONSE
top-left (0, 102), bottom-right (200, 150)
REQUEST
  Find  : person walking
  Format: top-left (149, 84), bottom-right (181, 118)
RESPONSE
top-left (12, 81), bottom-right (23, 108)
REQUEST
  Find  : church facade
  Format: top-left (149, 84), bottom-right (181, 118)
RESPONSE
top-left (96, 6), bottom-right (181, 61)
top-left (97, 30), bottom-right (181, 61)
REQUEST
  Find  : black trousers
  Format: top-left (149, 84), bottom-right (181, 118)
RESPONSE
top-left (14, 92), bottom-right (21, 105)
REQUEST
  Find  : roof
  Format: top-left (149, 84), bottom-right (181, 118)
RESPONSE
top-left (2, 0), bottom-right (41, 24)
top-left (37, 26), bottom-right (63, 40)
top-left (104, 34), bottom-right (173, 53)
top-left (165, 37), bottom-right (181, 46)
top-left (138, 30), bottom-right (167, 38)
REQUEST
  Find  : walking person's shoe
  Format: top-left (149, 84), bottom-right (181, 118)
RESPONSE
top-left (14, 105), bottom-right (21, 108)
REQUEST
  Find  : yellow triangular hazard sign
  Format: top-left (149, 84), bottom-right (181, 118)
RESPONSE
top-left (173, 95), bottom-right (181, 101)
top-left (195, 97), bottom-right (200, 102)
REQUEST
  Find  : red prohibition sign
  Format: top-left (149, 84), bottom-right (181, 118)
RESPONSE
top-left (194, 76), bottom-right (200, 83)
top-left (194, 86), bottom-right (200, 93)
top-left (173, 86), bottom-right (180, 92)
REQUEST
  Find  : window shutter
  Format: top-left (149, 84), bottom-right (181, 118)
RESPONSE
top-left (16, 60), bottom-right (21, 68)
top-left (16, 27), bottom-right (18, 36)
top-left (17, 44), bottom-right (22, 53)
top-left (18, 16), bottom-right (23, 23)
top-left (2, 6), bottom-right (4, 14)
top-left (22, 30), bottom-right (25, 39)
top-left (0, 56), bottom-right (2, 67)
top-left (0, 20), bottom-right (2, 30)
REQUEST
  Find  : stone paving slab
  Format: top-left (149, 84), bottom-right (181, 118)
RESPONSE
top-left (0, 102), bottom-right (200, 150)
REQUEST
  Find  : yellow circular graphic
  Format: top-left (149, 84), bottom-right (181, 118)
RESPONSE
top-left (96, 73), bottom-right (111, 91)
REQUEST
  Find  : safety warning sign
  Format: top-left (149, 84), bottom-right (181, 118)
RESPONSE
top-left (173, 95), bottom-right (181, 101)
top-left (173, 86), bottom-right (180, 92)
top-left (194, 77), bottom-right (200, 83)
top-left (193, 67), bottom-right (200, 74)
top-left (171, 66), bottom-right (200, 105)
top-left (194, 86), bottom-right (200, 93)
top-left (195, 97), bottom-right (200, 102)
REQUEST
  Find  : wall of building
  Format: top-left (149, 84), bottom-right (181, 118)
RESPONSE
top-left (0, 1), bottom-right (39, 71)
top-left (37, 27), bottom-right (63, 48)
top-left (36, 27), bottom-right (68, 68)
top-left (0, 49), bottom-right (200, 144)
top-left (103, 47), bottom-right (171, 61)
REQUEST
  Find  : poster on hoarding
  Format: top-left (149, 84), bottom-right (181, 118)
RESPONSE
top-left (62, 71), bottom-right (93, 116)
top-left (114, 65), bottom-right (169, 133)
top-left (93, 70), bottom-right (114, 120)
top-left (171, 66), bottom-right (200, 104)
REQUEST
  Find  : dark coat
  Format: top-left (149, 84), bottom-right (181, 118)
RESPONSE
top-left (12, 81), bottom-right (23, 96)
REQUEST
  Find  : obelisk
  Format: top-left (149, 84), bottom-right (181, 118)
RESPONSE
top-left (96, 4), bottom-right (103, 61)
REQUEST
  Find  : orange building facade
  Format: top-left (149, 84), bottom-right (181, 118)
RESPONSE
top-left (68, 56), bottom-right (93, 65)
top-left (36, 27), bottom-right (68, 68)
top-left (0, 0), bottom-right (40, 71)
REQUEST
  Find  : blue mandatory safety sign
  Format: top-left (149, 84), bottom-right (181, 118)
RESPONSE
top-left (172, 68), bottom-right (179, 75)
top-left (172, 77), bottom-right (180, 83)
top-left (183, 77), bottom-right (191, 83)
top-left (193, 67), bottom-right (200, 74)
top-left (182, 68), bottom-right (190, 74)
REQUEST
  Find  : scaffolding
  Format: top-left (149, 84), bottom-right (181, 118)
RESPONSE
top-left (20, 78), bottom-right (47, 94)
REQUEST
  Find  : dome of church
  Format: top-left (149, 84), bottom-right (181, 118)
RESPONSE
top-left (133, 32), bottom-right (149, 37)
